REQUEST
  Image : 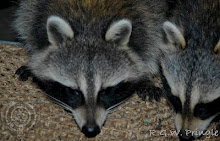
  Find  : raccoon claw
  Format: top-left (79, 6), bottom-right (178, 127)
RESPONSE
top-left (15, 66), bottom-right (32, 81)
top-left (136, 90), bottom-right (147, 101)
top-left (15, 66), bottom-right (26, 75)
top-left (147, 86), bottom-right (163, 102)
top-left (137, 86), bottom-right (163, 102)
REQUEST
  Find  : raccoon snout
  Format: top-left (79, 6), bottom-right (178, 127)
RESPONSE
top-left (178, 129), bottom-right (195, 141)
top-left (81, 125), bottom-right (101, 138)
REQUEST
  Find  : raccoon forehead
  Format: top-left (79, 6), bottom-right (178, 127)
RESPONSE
top-left (191, 86), bottom-right (220, 108)
top-left (100, 71), bottom-right (137, 88)
top-left (162, 62), bottom-right (186, 105)
top-left (31, 65), bottom-right (79, 89)
top-left (163, 61), bottom-right (220, 112)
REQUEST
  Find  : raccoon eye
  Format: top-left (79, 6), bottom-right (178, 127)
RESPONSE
top-left (66, 87), bottom-right (80, 95)
top-left (98, 82), bottom-right (137, 109)
top-left (194, 106), bottom-right (210, 120)
top-left (65, 87), bottom-right (84, 108)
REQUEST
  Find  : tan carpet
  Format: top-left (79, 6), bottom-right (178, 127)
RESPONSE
top-left (0, 43), bottom-right (219, 141)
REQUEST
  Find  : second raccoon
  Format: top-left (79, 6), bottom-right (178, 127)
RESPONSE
top-left (160, 0), bottom-right (220, 140)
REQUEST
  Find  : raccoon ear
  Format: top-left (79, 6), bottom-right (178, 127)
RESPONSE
top-left (214, 40), bottom-right (220, 54)
top-left (47, 16), bottom-right (74, 45)
top-left (163, 21), bottom-right (186, 49)
top-left (105, 19), bottom-right (132, 46)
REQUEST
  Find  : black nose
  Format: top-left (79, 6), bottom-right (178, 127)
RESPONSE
top-left (178, 129), bottom-right (195, 141)
top-left (81, 125), bottom-right (100, 138)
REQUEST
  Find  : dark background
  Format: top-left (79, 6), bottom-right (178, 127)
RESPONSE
top-left (0, 0), bottom-right (19, 41)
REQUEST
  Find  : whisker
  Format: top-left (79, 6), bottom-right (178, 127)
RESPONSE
top-left (45, 94), bottom-right (74, 113)
top-left (107, 96), bottom-right (131, 111)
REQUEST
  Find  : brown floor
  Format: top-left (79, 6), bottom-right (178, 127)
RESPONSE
top-left (0, 43), bottom-right (219, 140)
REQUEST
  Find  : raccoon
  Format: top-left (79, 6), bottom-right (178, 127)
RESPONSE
top-left (13, 0), bottom-right (168, 138)
top-left (159, 0), bottom-right (220, 140)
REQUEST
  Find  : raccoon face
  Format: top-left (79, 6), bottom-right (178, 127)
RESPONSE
top-left (28, 16), bottom-right (143, 138)
top-left (160, 21), bottom-right (220, 140)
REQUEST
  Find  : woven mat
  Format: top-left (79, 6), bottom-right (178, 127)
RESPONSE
top-left (0, 43), bottom-right (219, 141)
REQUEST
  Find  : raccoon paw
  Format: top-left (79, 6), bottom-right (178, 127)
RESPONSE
top-left (137, 86), bottom-right (164, 102)
top-left (147, 86), bottom-right (164, 102)
top-left (136, 89), bottom-right (148, 101)
top-left (15, 66), bottom-right (32, 81)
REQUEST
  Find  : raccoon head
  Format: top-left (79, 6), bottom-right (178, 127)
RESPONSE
top-left (160, 21), bottom-right (220, 140)
top-left (28, 16), bottom-right (144, 138)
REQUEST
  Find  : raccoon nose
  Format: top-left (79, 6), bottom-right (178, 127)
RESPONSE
top-left (81, 125), bottom-right (100, 138)
top-left (178, 129), bottom-right (195, 141)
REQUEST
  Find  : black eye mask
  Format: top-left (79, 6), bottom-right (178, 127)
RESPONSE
top-left (32, 77), bottom-right (85, 109)
top-left (194, 97), bottom-right (220, 120)
top-left (97, 81), bottom-right (139, 110)
top-left (160, 68), bottom-right (182, 113)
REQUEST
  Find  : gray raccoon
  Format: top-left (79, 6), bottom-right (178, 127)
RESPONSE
top-left (160, 0), bottom-right (220, 140)
top-left (13, 0), bottom-right (168, 138)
